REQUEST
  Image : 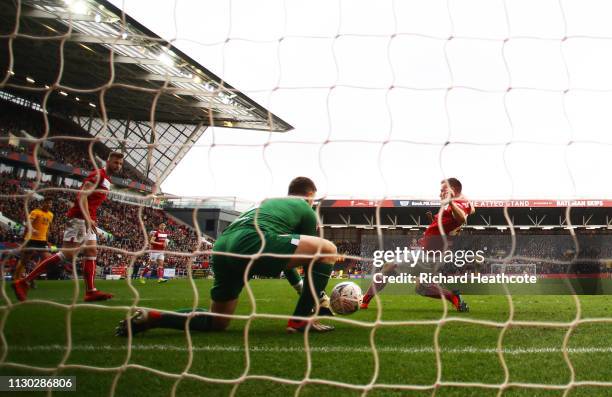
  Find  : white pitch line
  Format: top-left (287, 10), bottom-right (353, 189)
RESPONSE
top-left (6, 345), bottom-right (612, 355)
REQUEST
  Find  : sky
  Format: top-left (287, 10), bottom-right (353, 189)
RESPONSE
top-left (110, 0), bottom-right (612, 203)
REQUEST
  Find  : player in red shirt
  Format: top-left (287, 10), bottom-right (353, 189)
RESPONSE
top-left (139, 223), bottom-right (169, 284)
top-left (12, 152), bottom-right (125, 302)
top-left (360, 178), bottom-right (474, 312)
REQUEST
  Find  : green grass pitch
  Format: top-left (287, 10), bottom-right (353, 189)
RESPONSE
top-left (1, 279), bottom-right (612, 397)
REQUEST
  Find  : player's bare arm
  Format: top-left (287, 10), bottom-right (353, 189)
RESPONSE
top-left (79, 181), bottom-right (97, 233)
top-left (28, 212), bottom-right (40, 235)
top-left (449, 200), bottom-right (468, 224)
top-left (425, 210), bottom-right (434, 224)
top-left (441, 179), bottom-right (468, 224)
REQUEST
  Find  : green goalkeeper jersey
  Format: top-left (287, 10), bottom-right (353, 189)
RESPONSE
top-left (223, 197), bottom-right (317, 237)
top-left (211, 197), bottom-right (318, 301)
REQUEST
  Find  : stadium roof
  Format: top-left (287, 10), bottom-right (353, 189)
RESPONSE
top-left (0, 0), bottom-right (293, 183)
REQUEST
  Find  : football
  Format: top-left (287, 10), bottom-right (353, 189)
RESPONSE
top-left (330, 282), bottom-right (363, 315)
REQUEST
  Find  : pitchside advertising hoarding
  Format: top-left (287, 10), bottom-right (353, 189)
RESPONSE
top-left (107, 267), bottom-right (176, 279)
top-left (320, 199), bottom-right (612, 208)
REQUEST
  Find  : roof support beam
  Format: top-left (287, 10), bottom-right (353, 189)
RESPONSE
top-left (184, 101), bottom-right (252, 112)
top-left (339, 214), bottom-right (351, 226)
top-left (139, 73), bottom-right (200, 84)
top-left (113, 55), bottom-right (167, 67)
top-left (409, 214), bottom-right (420, 226)
top-left (480, 214), bottom-right (492, 226)
top-left (20, 9), bottom-right (118, 23)
top-left (68, 34), bottom-right (152, 46)
top-left (166, 89), bottom-right (219, 97)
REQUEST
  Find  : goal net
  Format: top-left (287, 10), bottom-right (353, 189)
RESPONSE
top-left (1, 0), bottom-right (612, 395)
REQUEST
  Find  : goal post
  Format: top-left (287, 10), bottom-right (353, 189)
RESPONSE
top-left (491, 263), bottom-right (538, 276)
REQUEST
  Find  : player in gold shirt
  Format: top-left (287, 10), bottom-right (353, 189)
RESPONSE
top-left (15, 198), bottom-right (54, 281)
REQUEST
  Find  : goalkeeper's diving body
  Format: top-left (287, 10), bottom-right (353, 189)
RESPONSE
top-left (116, 177), bottom-right (339, 336)
top-left (360, 177), bottom-right (474, 312)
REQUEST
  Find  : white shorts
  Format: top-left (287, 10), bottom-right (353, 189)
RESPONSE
top-left (150, 251), bottom-right (165, 262)
top-left (63, 218), bottom-right (97, 244)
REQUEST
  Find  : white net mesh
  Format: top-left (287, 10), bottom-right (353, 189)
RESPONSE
top-left (1, 0), bottom-right (612, 395)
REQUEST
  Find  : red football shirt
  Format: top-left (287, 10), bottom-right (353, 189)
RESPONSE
top-left (150, 230), bottom-right (168, 250)
top-left (419, 199), bottom-right (473, 250)
top-left (66, 169), bottom-right (111, 222)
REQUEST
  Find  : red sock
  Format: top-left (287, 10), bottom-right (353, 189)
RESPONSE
top-left (149, 310), bottom-right (162, 321)
top-left (450, 294), bottom-right (460, 308)
top-left (83, 257), bottom-right (96, 292)
top-left (141, 267), bottom-right (150, 277)
top-left (157, 267), bottom-right (164, 279)
top-left (417, 284), bottom-right (457, 306)
top-left (24, 253), bottom-right (63, 283)
top-left (362, 293), bottom-right (373, 305)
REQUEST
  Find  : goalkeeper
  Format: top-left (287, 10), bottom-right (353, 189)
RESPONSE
top-left (116, 177), bottom-right (339, 336)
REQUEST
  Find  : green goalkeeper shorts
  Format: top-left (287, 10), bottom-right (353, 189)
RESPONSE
top-left (210, 229), bottom-right (301, 302)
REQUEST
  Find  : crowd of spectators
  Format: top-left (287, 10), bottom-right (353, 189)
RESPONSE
top-left (0, 107), bottom-right (147, 183)
top-left (0, 224), bottom-right (21, 243)
top-left (0, 177), bottom-right (206, 273)
top-left (333, 230), bottom-right (612, 276)
top-left (48, 140), bottom-right (94, 170)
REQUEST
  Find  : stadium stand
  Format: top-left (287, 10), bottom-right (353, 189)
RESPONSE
top-left (0, 100), bottom-right (149, 185)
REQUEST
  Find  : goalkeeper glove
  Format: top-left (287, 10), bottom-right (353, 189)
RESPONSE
top-left (316, 291), bottom-right (334, 317)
